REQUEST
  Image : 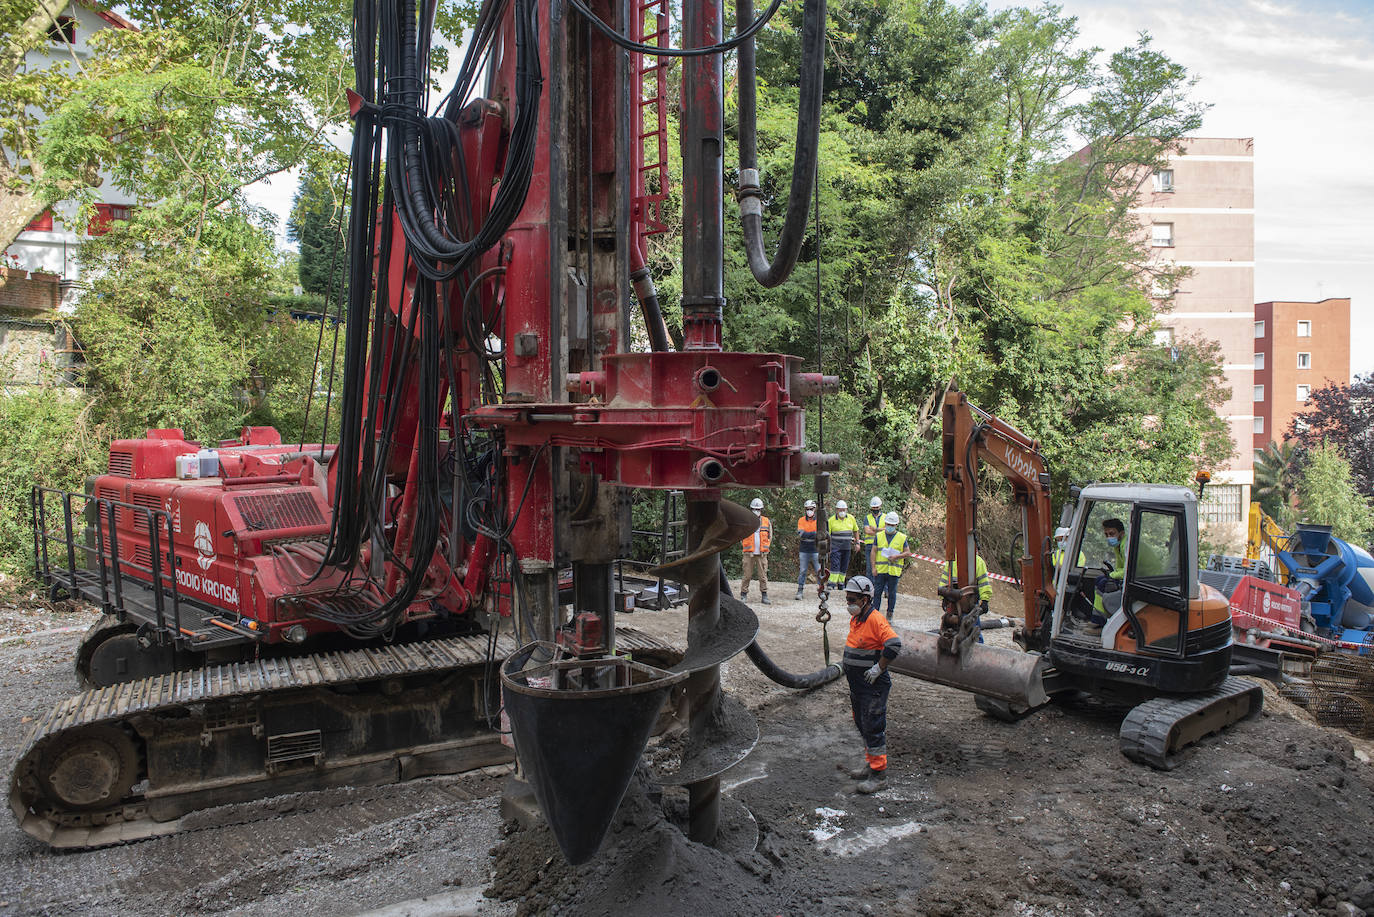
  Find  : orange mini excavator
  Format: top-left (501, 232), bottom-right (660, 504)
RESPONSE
top-left (888, 387), bottom-right (1263, 769)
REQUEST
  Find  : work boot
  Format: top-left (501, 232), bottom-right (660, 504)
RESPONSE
top-left (855, 770), bottom-right (887, 795)
top-left (844, 762), bottom-right (876, 780)
top-left (761, 594), bottom-right (771, 605)
top-left (795, 590), bottom-right (804, 601)
top-left (740, 591), bottom-right (749, 602)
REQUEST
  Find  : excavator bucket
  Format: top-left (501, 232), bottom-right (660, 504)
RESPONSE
top-left (887, 626), bottom-right (1050, 708)
top-left (501, 650), bottom-right (686, 865)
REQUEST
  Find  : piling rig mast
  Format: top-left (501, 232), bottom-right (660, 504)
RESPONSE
top-left (15, 0), bottom-right (839, 861)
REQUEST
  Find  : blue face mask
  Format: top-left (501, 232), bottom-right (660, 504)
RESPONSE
top-left (1106, 536), bottom-right (1120, 547)
top-left (884, 526), bottom-right (896, 536)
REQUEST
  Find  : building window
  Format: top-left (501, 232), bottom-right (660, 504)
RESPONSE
top-left (1199, 484), bottom-right (1243, 524)
top-left (1153, 328), bottom-right (1174, 347)
top-left (1253, 417), bottom-right (1264, 435)
top-left (87, 203), bottom-right (132, 237)
top-left (1297, 352), bottom-right (1311, 370)
top-left (1254, 353), bottom-right (1265, 370)
top-left (1253, 385), bottom-right (1264, 402)
top-left (1297, 384), bottom-right (1311, 402)
top-left (1151, 223), bottom-right (1174, 247)
top-left (1295, 416), bottom-right (1310, 434)
top-left (1254, 321), bottom-right (1265, 339)
top-left (25, 210), bottom-right (53, 232)
top-left (47, 16), bottom-right (76, 43)
top-left (1152, 170), bottom-right (1175, 192)
top-left (1297, 320), bottom-right (1312, 337)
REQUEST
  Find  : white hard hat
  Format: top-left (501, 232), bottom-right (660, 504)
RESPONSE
top-left (804, 499), bottom-right (817, 509)
top-left (884, 511), bottom-right (900, 525)
top-left (835, 500), bottom-right (848, 510)
top-left (750, 498), bottom-right (764, 510)
top-left (1055, 526), bottom-right (1070, 539)
top-left (870, 496), bottom-right (882, 508)
top-left (844, 575), bottom-right (875, 598)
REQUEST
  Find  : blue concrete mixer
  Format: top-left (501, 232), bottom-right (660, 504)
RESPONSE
top-left (1274, 523), bottom-right (1374, 653)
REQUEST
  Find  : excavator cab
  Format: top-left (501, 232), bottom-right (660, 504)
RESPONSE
top-left (1049, 484), bottom-right (1234, 700)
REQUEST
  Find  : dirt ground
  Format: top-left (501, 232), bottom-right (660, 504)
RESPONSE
top-left (3, 566), bottom-right (1374, 917)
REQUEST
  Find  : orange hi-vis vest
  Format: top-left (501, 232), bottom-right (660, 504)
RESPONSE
top-left (742, 515), bottom-right (771, 554)
top-left (796, 515), bottom-right (818, 551)
top-left (843, 607), bottom-right (902, 668)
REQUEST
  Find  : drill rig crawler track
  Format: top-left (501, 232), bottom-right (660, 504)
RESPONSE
top-left (10, 628), bottom-right (679, 850)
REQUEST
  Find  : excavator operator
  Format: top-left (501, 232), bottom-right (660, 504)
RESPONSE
top-left (1090, 517), bottom-right (1163, 627)
top-left (839, 575), bottom-right (902, 795)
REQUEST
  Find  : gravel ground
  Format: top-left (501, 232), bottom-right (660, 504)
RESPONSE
top-left (2, 570), bottom-right (1374, 917)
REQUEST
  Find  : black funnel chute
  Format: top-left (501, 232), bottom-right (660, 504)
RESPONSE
top-left (501, 650), bottom-right (686, 865)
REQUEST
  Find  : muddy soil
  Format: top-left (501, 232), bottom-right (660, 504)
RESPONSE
top-left (1, 580), bottom-right (1373, 917)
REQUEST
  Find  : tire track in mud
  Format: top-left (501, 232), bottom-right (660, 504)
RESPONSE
top-left (6, 772), bottom-right (508, 916)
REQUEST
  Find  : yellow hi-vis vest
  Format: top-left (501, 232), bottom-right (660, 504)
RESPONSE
top-left (939, 555), bottom-right (992, 602)
top-left (873, 530), bottom-right (908, 576)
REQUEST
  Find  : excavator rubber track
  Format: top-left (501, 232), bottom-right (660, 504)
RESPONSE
top-left (10, 626), bottom-right (679, 850)
top-left (1118, 676), bottom-right (1264, 770)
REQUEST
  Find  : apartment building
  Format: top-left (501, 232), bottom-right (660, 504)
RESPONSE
top-left (1142, 138), bottom-right (1256, 545)
top-left (1253, 298), bottom-right (1351, 448)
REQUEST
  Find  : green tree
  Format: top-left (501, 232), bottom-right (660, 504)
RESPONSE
top-left (72, 204), bottom-right (331, 445)
top-left (0, 369), bottom-right (104, 575)
top-left (722, 0), bottom-right (1225, 505)
top-left (2, 0), bottom-right (355, 252)
top-left (287, 154), bottom-right (348, 304)
top-left (1253, 439), bottom-right (1303, 524)
top-left (1296, 442), bottom-right (1374, 545)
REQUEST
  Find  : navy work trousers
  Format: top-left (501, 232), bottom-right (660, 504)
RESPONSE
top-left (828, 545), bottom-right (853, 585)
top-left (871, 572), bottom-right (900, 618)
top-left (845, 663), bottom-right (891, 764)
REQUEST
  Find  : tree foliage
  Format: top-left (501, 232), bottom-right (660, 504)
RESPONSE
top-left (714, 0), bottom-right (1228, 513)
top-left (1296, 442), bottom-right (1374, 546)
top-left (1253, 439), bottom-right (1303, 524)
top-left (287, 154), bottom-right (348, 304)
top-left (72, 205), bottom-right (337, 445)
top-left (1288, 375), bottom-right (1374, 499)
top-left (0, 370), bottom-right (105, 576)
top-left (1, 0), bottom-right (355, 251)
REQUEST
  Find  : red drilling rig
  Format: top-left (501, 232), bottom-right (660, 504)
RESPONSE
top-left (14, 0), bottom-right (840, 862)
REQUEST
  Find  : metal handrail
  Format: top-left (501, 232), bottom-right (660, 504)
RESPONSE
top-left (31, 486), bottom-right (183, 642)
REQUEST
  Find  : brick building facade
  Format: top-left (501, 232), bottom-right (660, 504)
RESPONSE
top-left (1253, 298), bottom-right (1351, 448)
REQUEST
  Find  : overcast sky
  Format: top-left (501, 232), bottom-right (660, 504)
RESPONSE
top-left (247, 0), bottom-right (1374, 376)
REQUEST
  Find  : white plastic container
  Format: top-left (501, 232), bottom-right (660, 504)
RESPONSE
top-left (175, 454), bottom-right (201, 480)
top-left (197, 449), bottom-right (220, 478)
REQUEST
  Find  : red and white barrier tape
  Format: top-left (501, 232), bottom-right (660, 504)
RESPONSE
top-left (908, 553), bottom-right (1021, 585)
top-left (1229, 604), bottom-right (1373, 651)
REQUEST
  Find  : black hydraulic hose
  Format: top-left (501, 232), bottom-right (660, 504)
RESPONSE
top-left (718, 569), bottom-right (841, 688)
top-left (746, 640), bottom-right (843, 689)
top-left (736, 0), bottom-right (826, 288)
top-left (631, 241), bottom-right (674, 352)
top-left (633, 265), bottom-right (672, 352)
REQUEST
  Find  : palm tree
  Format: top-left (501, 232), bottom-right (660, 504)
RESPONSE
top-left (1253, 440), bottom-right (1302, 523)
